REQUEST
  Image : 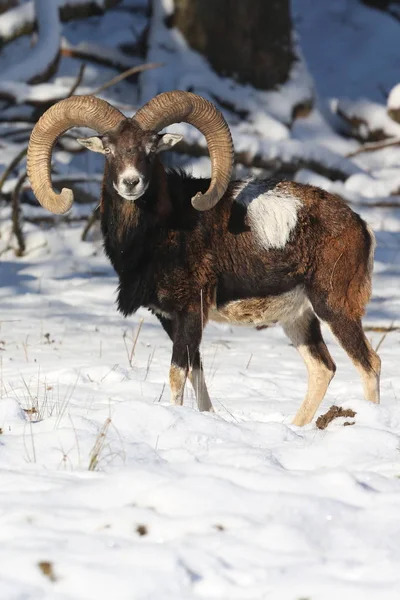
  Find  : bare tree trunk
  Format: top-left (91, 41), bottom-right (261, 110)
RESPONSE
top-left (172, 0), bottom-right (295, 90)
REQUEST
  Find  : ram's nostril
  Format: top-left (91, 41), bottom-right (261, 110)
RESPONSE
top-left (123, 178), bottom-right (139, 188)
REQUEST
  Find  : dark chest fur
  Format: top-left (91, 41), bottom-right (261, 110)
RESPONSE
top-left (101, 172), bottom-right (213, 316)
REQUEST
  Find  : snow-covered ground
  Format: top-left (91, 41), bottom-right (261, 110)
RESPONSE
top-left (2, 0), bottom-right (400, 598)
top-left (1, 205), bottom-right (400, 600)
top-left (1, 201), bottom-right (400, 599)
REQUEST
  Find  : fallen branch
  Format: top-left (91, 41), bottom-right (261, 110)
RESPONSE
top-left (91, 62), bottom-right (163, 95)
top-left (22, 215), bottom-right (95, 226)
top-left (346, 137), bottom-right (400, 158)
top-left (355, 199), bottom-right (400, 208)
top-left (175, 140), bottom-right (355, 182)
top-left (0, 62), bottom-right (161, 107)
top-left (335, 99), bottom-right (400, 143)
top-left (60, 41), bottom-right (135, 72)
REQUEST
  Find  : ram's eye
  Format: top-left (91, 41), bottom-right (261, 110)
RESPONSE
top-left (104, 147), bottom-right (111, 154)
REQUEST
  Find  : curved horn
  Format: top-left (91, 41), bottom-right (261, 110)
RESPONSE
top-left (27, 95), bottom-right (125, 214)
top-left (133, 91), bottom-right (234, 211)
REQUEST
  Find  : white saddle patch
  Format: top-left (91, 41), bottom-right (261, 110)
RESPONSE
top-left (233, 181), bottom-right (301, 249)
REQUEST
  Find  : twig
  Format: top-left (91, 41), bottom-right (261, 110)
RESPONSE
top-left (23, 214), bottom-right (97, 225)
top-left (0, 146), bottom-right (27, 192)
top-left (364, 325), bottom-right (400, 332)
top-left (90, 62), bottom-right (163, 95)
top-left (81, 206), bottom-right (100, 241)
top-left (66, 63), bottom-right (86, 98)
top-left (11, 171), bottom-right (27, 256)
top-left (245, 353), bottom-right (253, 370)
top-left (31, 63), bottom-right (88, 120)
top-left (155, 383), bottom-right (165, 403)
top-left (346, 137), bottom-right (400, 158)
top-left (375, 321), bottom-right (396, 353)
top-left (144, 347), bottom-right (156, 381)
top-left (130, 318), bottom-right (144, 366)
top-left (60, 45), bottom-right (131, 71)
top-left (88, 417), bottom-right (112, 471)
top-left (355, 200), bottom-right (400, 208)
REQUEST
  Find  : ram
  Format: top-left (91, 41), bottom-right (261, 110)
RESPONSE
top-left (27, 91), bottom-right (380, 426)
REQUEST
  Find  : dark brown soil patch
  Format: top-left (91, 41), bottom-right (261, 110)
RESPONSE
top-left (316, 406), bottom-right (356, 430)
top-left (136, 524), bottom-right (148, 536)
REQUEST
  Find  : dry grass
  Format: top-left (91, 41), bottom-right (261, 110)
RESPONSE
top-left (38, 561), bottom-right (57, 582)
top-left (8, 371), bottom-right (79, 426)
top-left (87, 416), bottom-right (125, 472)
top-left (88, 417), bottom-right (112, 471)
top-left (122, 318), bottom-right (144, 368)
top-left (374, 321), bottom-right (396, 353)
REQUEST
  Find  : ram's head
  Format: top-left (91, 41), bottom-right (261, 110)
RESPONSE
top-left (27, 91), bottom-right (234, 212)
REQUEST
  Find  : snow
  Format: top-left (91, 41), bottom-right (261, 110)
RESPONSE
top-left (62, 39), bottom-right (141, 70)
top-left (0, 0), bottom-right (60, 84)
top-left (1, 210), bottom-right (400, 599)
top-left (333, 98), bottom-right (400, 140)
top-left (0, 1), bottom-right (35, 42)
top-left (388, 83), bottom-right (400, 110)
top-left (1, 0), bottom-right (400, 597)
top-left (292, 0), bottom-right (400, 103)
top-left (0, 0), bottom-right (111, 43)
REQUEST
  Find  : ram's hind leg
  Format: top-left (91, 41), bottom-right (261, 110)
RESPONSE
top-left (308, 221), bottom-right (380, 406)
top-left (324, 314), bottom-right (380, 405)
top-left (283, 309), bottom-right (336, 427)
top-left (309, 293), bottom-right (381, 406)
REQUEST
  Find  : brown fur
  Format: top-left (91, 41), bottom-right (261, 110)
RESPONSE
top-left (94, 119), bottom-right (379, 425)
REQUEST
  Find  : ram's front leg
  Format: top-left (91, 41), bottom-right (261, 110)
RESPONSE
top-left (169, 310), bottom-right (204, 407)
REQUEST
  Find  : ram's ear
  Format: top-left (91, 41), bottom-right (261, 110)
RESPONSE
top-left (77, 136), bottom-right (105, 154)
top-left (156, 133), bottom-right (183, 153)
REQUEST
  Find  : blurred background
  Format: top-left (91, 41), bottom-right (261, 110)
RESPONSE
top-left (0, 0), bottom-right (400, 254)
